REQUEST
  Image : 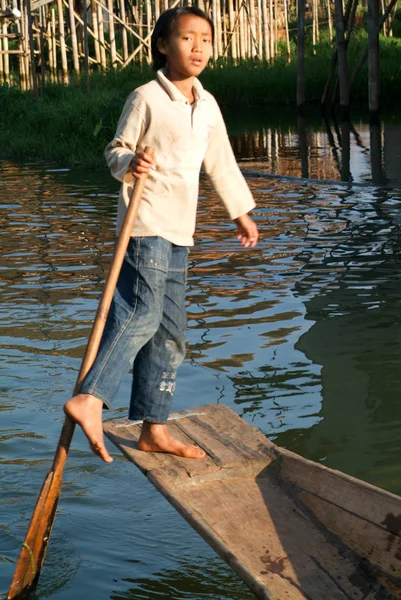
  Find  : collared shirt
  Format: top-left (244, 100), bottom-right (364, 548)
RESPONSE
top-left (105, 69), bottom-right (255, 246)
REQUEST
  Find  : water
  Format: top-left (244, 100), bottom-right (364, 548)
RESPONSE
top-left (2, 116), bottom-right (401, 599)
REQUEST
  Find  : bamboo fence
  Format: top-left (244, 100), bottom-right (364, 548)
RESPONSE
top-left (0, 0), bottom-right (399, 117)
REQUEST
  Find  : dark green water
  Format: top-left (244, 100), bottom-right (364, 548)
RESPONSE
top-left (2, 116), bottom-right (401, 599)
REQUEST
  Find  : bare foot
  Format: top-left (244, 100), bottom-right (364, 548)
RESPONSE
top-left (137, 422), bottom-right (206, 459)
top-left (64, 394), bottom-right (113, 463)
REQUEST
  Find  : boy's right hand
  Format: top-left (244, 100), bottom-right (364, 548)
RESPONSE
top-left (130, 151), bottom-right (155, 179)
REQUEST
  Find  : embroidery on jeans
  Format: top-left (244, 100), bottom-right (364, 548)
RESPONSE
top-left (159, 380), bottom-right (176, 395)
top-left (162, 372), bottom-right (176, 379)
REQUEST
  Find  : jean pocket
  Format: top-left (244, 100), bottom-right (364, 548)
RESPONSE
top-left (137, 236), bottom-right (170, 272)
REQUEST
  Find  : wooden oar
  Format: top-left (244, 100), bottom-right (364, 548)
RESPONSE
top-left (7, 147), bottom-right (155, 600)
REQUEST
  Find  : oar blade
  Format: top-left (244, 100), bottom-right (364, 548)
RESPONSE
top-left (7, 471), bottom-right (62, 600)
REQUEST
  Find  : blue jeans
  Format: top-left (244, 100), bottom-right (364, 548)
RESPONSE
top-left (80, 236), bottom-right (188, 424)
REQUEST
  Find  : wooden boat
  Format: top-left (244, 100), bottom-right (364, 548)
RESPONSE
top-left (103, 403), bottom-right (401, 600)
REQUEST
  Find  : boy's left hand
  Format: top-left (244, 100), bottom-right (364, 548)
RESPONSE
top-left (234, 214), bottom-right (259, 248)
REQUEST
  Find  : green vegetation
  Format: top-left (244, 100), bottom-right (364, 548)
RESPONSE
top-left (1, 32), bottom-right (401, 168)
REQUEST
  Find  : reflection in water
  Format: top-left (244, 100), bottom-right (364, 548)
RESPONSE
top-left (2, 156), bottom-right (401, 599)
top-left (232, 111), bottom-right (401, 186)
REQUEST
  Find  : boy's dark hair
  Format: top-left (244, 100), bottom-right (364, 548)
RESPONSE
top-left (151, 7), bottom-right (214, 71)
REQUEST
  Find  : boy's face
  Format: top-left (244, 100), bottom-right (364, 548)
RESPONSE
top-left (160, 15), bottom-right (213, 79)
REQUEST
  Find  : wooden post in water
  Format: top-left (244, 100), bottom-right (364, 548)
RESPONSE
top-left (334, 0), bottom-right (349, 119)
top-left (370, 121), bottom-right (383, 183)
top-left (368, 0), bottom-right (380, 121)
top-left (297, 0), bottom-right (305, 111)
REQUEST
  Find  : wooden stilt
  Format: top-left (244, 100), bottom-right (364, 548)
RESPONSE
top-left (119, 0), bottom-right (128, 62)
top-left (107, 0), bottom-right (116, 67)
top-left (68, 0), bottom-right (80, 73)
top-left (91, 0), bottom-right (101, 67)
top-left (97, 0), bottom-right (106, 68)
top-left (26, 0), bottom-right (39, 97)
top-left (57, 0), bottom-right (69, 83)
top-left (297, 0), bottom-right (305, 111)
top-left (83, 0), bottom-right (90, 93)
top-left (334, 0), bottom-right (349, 119)
top-left (1, 0), bottom-right (9, 84)
top-left (262, 0), bottom-right (270, 59)
top-left (51, 7), bottom-right (58, 81)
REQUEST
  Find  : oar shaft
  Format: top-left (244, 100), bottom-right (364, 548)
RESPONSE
top-left (8, 147), bottom-right (154, 600)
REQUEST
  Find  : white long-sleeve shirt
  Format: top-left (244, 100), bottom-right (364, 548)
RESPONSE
top-left (105, 69), bottom-right (256, 246)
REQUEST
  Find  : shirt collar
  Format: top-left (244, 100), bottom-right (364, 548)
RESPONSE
top-left (157, 68), bottom-right (207, 102)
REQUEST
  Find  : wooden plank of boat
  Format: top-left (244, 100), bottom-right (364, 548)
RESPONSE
top-left (103, 403), bottom-right (401, 600)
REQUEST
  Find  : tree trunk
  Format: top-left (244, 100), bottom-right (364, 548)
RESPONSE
top-left (368, 0), bottom-right (380, 119)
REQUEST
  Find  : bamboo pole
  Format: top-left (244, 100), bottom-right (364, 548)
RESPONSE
top-left (52, 7), bottom-right (57, 79)
top-left (138, 0), bottom-right (143, 63)
top-left (327, 0), bottom-right (333, 40)
top-left (239, 1), bottom-right (246, 58)
top-left (215, 0), bottom-right (223, 56)
top-left (297, 0), bottom-right (305, 110)
top-left (283, 0), bottom-right (291, 60)
top-left (1, 0), bottom-right (9, 84)
top-left (91, 0), bottom-right (101, 66)
top-left (66, 1), bottom-right (124, 65)
top-left (83, 0), bottom-right (90, 93)
top-left (119, 0), bottom-right (128, 62)
top-left (22, 0), bottom-right (30, 89)
top-left (68, 0), bottom-right (80, 73)
top-left (16, 0), bottom-right (26, 90)
top-left (381, 0), bottom-right (387, 34)
top-left (262, 0), bottom-right (270, 59)
top-left (57, 0), bottom-right (69, 83)
top-left (212, 0), bottom-right (218, 59)
top-left (38, 7), bottom-right (45, 83)
top-left (47, 7), bottom-right (54, 81)
top-left (257, 0), bottom-right (263, 58)
top-left (92, 0), bottom-right (151, 51)
top-left (269, 0), bottom-right (274, 59)
top-left (248, 0), bottom-right (258, 56)
top-left (26, 0), bottom-right (39, 97)
top-left (0, 7), bottom-right (4, 84)
top-left (97, 0), bottom-right (106, 68)
top-left (146, 0), bottom-right (151, 64)
top-left (107, 0), bottom-right (116, 67)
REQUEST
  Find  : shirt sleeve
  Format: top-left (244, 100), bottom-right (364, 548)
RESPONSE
top-left (202, 99), bottom-right (256, 220)
top-left (104, 91), bottom-right (146, 183)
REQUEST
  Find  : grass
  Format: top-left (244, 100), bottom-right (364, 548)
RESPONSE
top-left (1, 31), bottom-right (401, 168)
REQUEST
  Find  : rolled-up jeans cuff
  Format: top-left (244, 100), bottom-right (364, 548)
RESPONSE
top-left (78, 385), bottom-right (113, 411)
